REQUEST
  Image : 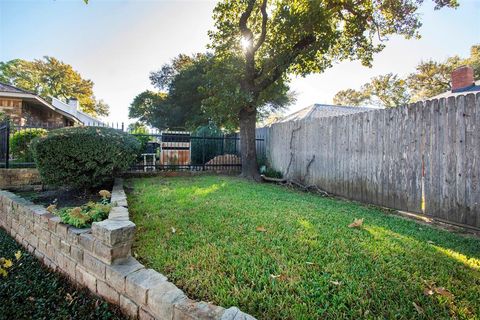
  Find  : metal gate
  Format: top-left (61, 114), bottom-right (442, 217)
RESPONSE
top-left (0, 121), bottom-right (10, 168)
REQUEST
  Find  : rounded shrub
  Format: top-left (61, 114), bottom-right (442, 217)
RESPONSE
top-left (32, 126), bottom-right (141, 189)
top-left (10, 128), bottom-right (48, 162)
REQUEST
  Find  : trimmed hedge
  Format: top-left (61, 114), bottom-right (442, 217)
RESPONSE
top-left (32, 126), bottom-right (141, 189)
top-left (10, 128), bottom-right (48, 162)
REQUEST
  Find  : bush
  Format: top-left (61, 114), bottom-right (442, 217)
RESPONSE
top-left (32, 126), bottom-right (141, 189)
top-left (10, 128), bottom-right (48, 162)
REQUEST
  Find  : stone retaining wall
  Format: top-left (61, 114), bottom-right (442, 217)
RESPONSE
top-left (0, 178), bottom-right (254, 320)
top-left (0, 168), bottom-right (41, 189)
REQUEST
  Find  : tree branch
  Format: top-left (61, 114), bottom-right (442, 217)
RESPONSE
top-left (252, 0), bottom-right (268, 52)
top-left (256, 34), bottom-right (316, 91)
top-left (239, 0), bottom-right (255, 40)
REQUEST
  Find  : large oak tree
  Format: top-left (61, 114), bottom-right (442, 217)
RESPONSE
top-left (209, 0), bottom-right (458, 180)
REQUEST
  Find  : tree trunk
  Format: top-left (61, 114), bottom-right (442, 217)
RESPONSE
top-left (239, 106), bottom-right (261, 181)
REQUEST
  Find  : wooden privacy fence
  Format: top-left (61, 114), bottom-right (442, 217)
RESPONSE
top-left (268, 93), bottom-right (479, 229)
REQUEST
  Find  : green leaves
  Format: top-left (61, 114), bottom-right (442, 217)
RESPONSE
top-left (0, 57), bottom-right (108, 117)
top-left (32, 126), bottom-right (141, 189)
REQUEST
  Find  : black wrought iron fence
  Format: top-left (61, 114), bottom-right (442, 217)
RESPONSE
top-left (0, 121), bottom-right (266, 172)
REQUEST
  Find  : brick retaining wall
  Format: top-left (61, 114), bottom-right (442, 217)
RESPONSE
top-left (0, 168), bottom-right (41, 189)
top-left (0, 178), bottom-right (254, 320)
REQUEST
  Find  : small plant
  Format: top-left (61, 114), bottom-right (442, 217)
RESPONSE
top-left (98, 189), bottom-right (111, 205)
top-left (49, 199), bottom-right (111, 228)
top-left (260, 166), bottom-right (283, 179)
top-left (0, 250), bottom-right (22, 278)
top-left (10, 128), bottom-right (48, 162)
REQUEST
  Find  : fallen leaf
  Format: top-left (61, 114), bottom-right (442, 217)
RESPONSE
top-left (2, 259), bottom-right (12, 268)
top-left (305, 262), bottom-right (314, 265)
top-left (330, 280), bottom-right (341, 286)
top-left (413, 302), bottom-right (424, 314)
top-left (270, 274), bottom-right (281, 279)
top-left (348, 218), bottom-right (364, 228)
top-left (27, 296), bottom-right (35, 302)
top-left (423, 288), bottom-right (434, 296)
top-left (15, 251), bottom-right (22, 261)
top-left (256, 226), bottom-right (267, 232)
top-left (434, 287), bottom-right (454, 299)
top-left (171, 227), bottom-right (176, 234)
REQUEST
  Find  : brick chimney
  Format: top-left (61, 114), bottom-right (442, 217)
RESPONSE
top-left (451, 66), bottom-right (474, 92)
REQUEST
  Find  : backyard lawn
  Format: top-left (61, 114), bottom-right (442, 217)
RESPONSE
top-left (127, 175), bottom-right (480, 320)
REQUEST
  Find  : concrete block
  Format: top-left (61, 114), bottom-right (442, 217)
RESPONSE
top-left (97, 280), bottom-right (119, 304)
top-left (71, 245), bottom-right (84, 263)
top-left (64, 255), bottom-right (77, 279)
top-left (83, 252), bottom-right (106, 279)
top-left (39, 228), bottom-right (51, 243)
top-left (50, 233), bottom-right (61, 249)
top-left (79, 233), bottom-right (95, 251)
top-left (139, 308), bottom-right (156, 320)
top-left (56, 223), bottom-right (69, 239)
top-left (108, 206), bottom-right (129, 221)
top-left (173, 300), bottom-right (225, 320)
top-left (76, 265), bottom-right (97, 292)
top-left (126, 269), bottom-right (167, 305)
top-left (221, 308), bottom-right (256, 320)
top-left (48, 216), bottom-right (62, 232)
top-left (120, 294), bottom-right (139, 319)
top-left (106, 256), bottom-right (144, 292)
top-left (92, 219), bottom-right (135, 246)
top-left (147, 281), bottom-right (187, 320)
top-left (93, 240), bottom-right (131, 265)
top-left (60, 240), bottom-right (71, 254)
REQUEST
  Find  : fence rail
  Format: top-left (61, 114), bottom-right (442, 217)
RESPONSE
top-left (0, 122), bottom-right (266, 172)
top-left (268, 93), bottom-right (480, 229)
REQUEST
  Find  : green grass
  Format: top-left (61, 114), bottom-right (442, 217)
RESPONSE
top-left (0, 227), bottom-right (126, 320)
top-left (127, 175), bottom-right (480, 320)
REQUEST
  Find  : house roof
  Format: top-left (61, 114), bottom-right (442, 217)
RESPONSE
top-left (429, 80), bottom-right (480, 100)
top-left (278, 104), bottom-right (373, 123)
top-left (0, 82), bottom-right (80, 123)
top-left (51, 97), bottom-right (103, 125)
top-left (0, 82), bottom-right (33, 94)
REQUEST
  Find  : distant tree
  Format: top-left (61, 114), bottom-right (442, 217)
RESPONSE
top-left (131, 53), bottom-right (292, 131)
top-left (365, 74), bottom-right (410, 108)
top-left (129, 91), bottom-right (169, 129)
top-left (334, 44), bottom-right (480, 106)
top-left (333, 89), bottom-right (369, 107)
top-left (209, 0), bottom-right (458, 180)
top-left (408, 44), bottom-right (480, 101)
top-left (0, 57), bottom-right (109, 117)
top-left (130, 54), bottom-right (210, 130)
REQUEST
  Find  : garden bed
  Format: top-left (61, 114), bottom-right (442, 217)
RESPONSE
top-left (126, 175), bottom-right (480, 320)
top-left (0, 227), bottom-right (126, 320)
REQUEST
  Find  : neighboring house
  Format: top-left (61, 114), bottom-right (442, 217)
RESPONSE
top-left (430, 65), bottom-right (480, 99)
top-left (51, 97), bottom-right (103, 126)
top-left (0, 82), bottom-right (78, 126)
top-left (277, 103), bottom-right (372, 123)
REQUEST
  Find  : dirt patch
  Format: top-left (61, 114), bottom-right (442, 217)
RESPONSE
top-left (14, 181), bottom-right (113, 208)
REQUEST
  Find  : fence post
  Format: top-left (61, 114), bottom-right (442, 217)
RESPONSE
top-left (202, 133), bottom-right (206, 171)
top-left (5, 121), bottom-right (10, 169)
top-left (121, 122), bottom-right (124, 132)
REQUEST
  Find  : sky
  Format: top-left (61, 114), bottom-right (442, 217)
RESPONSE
top-left (1, 0), bottom-right (479, 125)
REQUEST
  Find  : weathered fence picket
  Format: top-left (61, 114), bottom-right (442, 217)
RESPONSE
top-left (267, 93), bottom-right (480, 228)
